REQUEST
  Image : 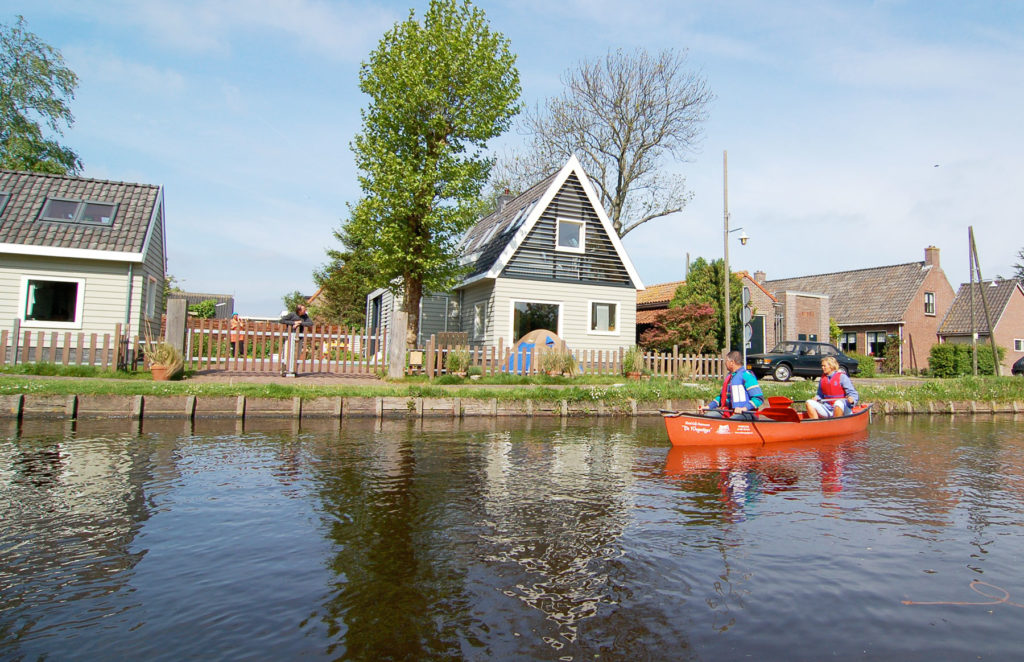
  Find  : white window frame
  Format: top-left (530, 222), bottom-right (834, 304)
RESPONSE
top-left (587, 300), bottom-right (620, 335)
top-left (509, 298), bottom-right (563, 341)
top-left (924, 291), bottom-right (935, 316)
top-left (840, 332), bottom-right (857, 353)
top-left (146, 275), bottom-right (159, 317)
top-left (1015, 339), bottom-right (1024, 352)
top-left (555, 217), bottom-right (585, 254)
top-left (473, 301), bottom-right (487, 340)
top-left (19, 275), bottom-right (86, 329)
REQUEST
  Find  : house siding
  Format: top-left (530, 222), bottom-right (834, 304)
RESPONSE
top-left (460, 281), bottom-right (496, 345)
top-left (0, 254), bottom-right (131, 337)
top-left (501, 173), bottom-right (632, 288)
top-left (995, 287), bottom-right (1024, 372)
top-left (491, 278), bottom-right (636, 352)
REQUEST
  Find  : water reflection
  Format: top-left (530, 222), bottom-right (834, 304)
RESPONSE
top-left (3, 417), bottom-right (1024, 660)
top-left (663, 436), bottom-right (867, 522)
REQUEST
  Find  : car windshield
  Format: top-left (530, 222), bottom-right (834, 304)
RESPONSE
top-left (770, 343), bottom-right (798, 353)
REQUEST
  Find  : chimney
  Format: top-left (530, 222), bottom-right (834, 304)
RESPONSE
top-left (496, 188), bottom-right (513, 212)
top-left (754, 270), bottom-right (766, 284)
top-left (924, 245), bottom-right (940, 268)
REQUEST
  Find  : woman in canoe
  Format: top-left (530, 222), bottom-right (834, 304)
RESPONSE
top-left (805, 356), bottom-right (859, 419)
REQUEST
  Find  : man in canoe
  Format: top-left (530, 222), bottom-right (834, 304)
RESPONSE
top-left (805, 356), bottom-right (859, 419)
top-left (701, 350), bottom-right (765, 420)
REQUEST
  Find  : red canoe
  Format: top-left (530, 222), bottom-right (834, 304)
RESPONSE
top-left (661, 404), bottom-right (872, 447)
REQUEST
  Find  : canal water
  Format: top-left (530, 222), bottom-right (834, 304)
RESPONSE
top-left (2, 415), bottom-right (1023, 661)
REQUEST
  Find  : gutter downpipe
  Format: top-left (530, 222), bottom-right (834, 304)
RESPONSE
top-left (898, 324), bottom-right (903, 376)
top-left (125, 263), bottom-right (135, 337)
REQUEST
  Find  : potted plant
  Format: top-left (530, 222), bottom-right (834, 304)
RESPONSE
top-left (445, 348), bottom-right (470, 378)
top-left (622, 346), bottom-right (645, 379)
top-left (147, 341), bottom-right (184, 381)
top-left (539, 349), bottom-right (565, 376)
top-left (560, 350), bottom-right (579, 378)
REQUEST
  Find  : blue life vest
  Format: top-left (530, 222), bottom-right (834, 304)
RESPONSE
top-left (719, 368), bottom-right (755, 411)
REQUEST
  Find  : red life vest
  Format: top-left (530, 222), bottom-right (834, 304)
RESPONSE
top-left (820, 372), bottom-right (845, 401)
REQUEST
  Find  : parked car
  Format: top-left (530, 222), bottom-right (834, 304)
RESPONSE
top-left (1013, 356), bottom-right (1024, 376)
top-left (747, 341), bottom-right (860, 382)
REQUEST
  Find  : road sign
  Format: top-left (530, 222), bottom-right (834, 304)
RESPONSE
top-left (744, 324), bottom-right (752, 342)
top-left (741, 286), bottom-right (750, 305)
top-left (742, 307), bottom-right (752, 324)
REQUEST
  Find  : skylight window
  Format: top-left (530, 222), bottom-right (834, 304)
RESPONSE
top-left (0, 192), bottom-right (10, 216)
top-left (39, 198), bottom-right (117, 225)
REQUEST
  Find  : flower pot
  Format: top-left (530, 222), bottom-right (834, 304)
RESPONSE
top-left (626, 371), bottom-right (643, 380)
top-left (151, 364), bottom-right (171, 381)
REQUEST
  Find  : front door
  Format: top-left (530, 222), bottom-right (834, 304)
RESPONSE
top-left (748, 315), bottom-right (765, 355)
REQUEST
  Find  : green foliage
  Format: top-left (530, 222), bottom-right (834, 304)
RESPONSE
top-left (671, 257), bottom-right (744, 351)
top-left (281, 291), bottom-right (307, 314)
top-left (445, 348), bottom-right (471, 374)
top-left (880, 334), bottom-right (901, 374)
top-left (829, 318), bottom-right (842, 344)
top-left (638, 303), bottom-right (717, 353)
top-left (1013, 247), bottom-right (1024, 284)
top-left (848, 352), bottom-right (876, 378)
top-left (929, 342), bottom-right (1006, 377)
top-left (0, 16), bottom-right (81, 174)
top-left (0, 362), bottom-right (145, 379)
top-left (188, 298), bottom-right (218, 319)
top-left (622, 345), bottom-right (645, 374)
top-left (345, 0), bottom-right (521, 345)
top-left (313, 223), bottom-right (376, 327)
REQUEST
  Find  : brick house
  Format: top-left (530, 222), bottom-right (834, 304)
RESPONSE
top-left (636, 272), bottom-right (780, 354)
top-left (758, 246), bottom-right (955, 373)
top-left (938, 279), bottom-right (1024, 374)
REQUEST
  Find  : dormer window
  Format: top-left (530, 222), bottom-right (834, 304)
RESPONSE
top-left (39, 197), bottom-right (117, 225)
top-left (0, 192), bottom-right (9, 216)
top-left (556, 218), bottom-right (585, 253)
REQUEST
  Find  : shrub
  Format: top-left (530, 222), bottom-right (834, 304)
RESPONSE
top-left (928, 343), bottom-right (1005, 377)
top-left (445, 348), bottom-right (470, 374)
top-left (880, 334), bottom-right (901, 374)
top-left (622, 345), bottom-right (645, 375)
top-left (539, 349), bottom-right (576, 375)
top-left (848, 352), bottom-right (875, 378)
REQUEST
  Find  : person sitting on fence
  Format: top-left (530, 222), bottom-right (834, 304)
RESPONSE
top-left (805, 356), bottom-right (858, 419)
top-left (229, 313), bottom-right (246, 358)
top-left (701, 350), bottom-right (764, 420)
top-left (279, 304), bottom-right (313, 376)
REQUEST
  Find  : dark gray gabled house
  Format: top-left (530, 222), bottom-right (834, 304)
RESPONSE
top-left (367, 155), bottom-right (644, 350)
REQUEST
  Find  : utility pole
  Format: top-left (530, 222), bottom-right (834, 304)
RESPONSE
top-left (723, 150), bottom-right (730, 356)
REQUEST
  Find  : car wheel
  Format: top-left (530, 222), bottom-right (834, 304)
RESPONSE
top-left (839, 365), bottom-right (849, 376)
top-left (773, 364), bottom-right (792, 382)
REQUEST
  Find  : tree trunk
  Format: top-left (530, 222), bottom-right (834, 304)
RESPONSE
top-left (403, 276), bottom-right (422, 349)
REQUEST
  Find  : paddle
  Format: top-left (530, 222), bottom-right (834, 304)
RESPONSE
top-left (758, 407), bottom-right (802, 423)
top-left (767, 396), bottom-right (794, 407)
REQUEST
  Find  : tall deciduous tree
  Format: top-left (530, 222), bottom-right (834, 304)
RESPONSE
top-left (670, 257), bottom-right (743, 352)
top-left (497, 48), bottom-right (712, 238)
top-left (312, 224), bottom-right (377, 327)
top-left (0, 16), bottom-right (81, 174)
top-left (639, 303), bottom-right (717, 353)
top-left (344, 0), bottom-right (520, 347)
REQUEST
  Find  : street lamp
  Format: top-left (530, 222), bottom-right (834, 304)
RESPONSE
top-left (722, 150), bottom-right (749, 357)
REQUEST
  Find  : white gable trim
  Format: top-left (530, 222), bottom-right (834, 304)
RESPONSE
top-left (465, 155), bottom-right (644, 290)
top-left (0, 243), bottom-right (144, 262)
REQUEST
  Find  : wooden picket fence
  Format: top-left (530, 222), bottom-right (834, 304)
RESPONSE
top-left (0, 323), bottom-right (135, 370)
top-left (181, 317), bottom-right (385, 375)
top-left (419, 334), bottom-right (725, 380)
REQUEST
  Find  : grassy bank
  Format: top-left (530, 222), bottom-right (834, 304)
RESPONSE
top-left (2, 372), bottom-right (1023, 406)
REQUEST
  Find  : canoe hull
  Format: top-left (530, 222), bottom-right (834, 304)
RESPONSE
top-left (662, 405), bottom-right (871, 447)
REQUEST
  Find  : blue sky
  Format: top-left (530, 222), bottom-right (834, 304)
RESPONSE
top-left (4, 0), bottom-right (1023, 315)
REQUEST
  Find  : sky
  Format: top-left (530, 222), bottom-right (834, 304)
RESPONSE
top-left (4, 0), bottom-right (1023, 315)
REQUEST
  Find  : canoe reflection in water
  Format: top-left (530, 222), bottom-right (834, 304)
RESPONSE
top-left (663, 434), bottom-right (867, 521)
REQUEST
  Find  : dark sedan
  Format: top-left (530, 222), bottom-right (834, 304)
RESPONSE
top-left (1013, 356), bottom-right (1024, 376)
top-left (747, 341), bottom-right (860, 382)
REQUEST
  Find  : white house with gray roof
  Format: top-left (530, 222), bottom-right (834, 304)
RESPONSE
top-left (367, 156), bottom-right (644, 352)
top-left (0, 169), bottom-right (167, 342)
